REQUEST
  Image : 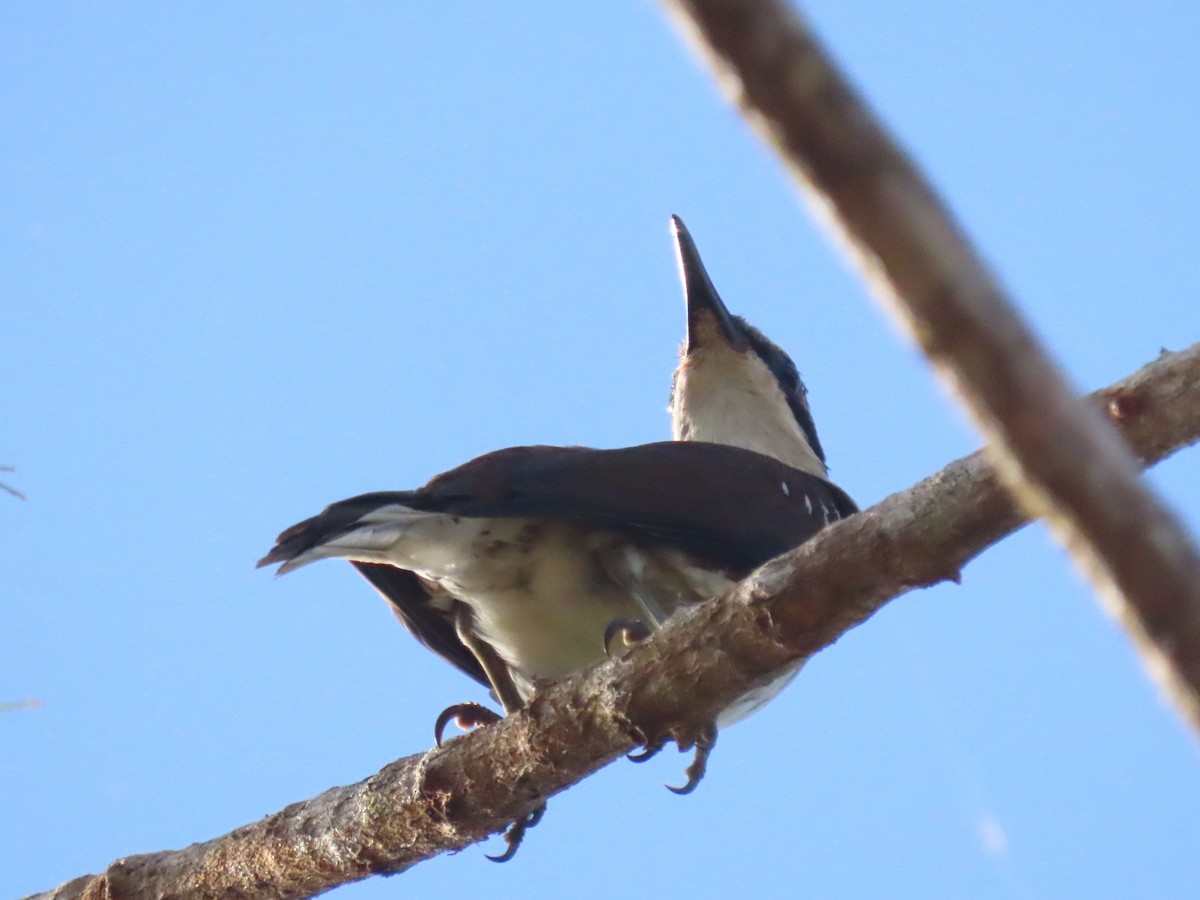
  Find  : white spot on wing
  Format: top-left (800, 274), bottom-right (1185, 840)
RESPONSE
top-left (781, 481), bottom-right (790, 496)
top-left (804, 494), bottom-right (813, 515)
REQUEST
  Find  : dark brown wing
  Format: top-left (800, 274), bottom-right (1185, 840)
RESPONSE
top-left (352, 563), bottom-right (489, 688)
top-left (260, 442), bottom-right (855, 576)
top-left (410, 441), bottom-right (856, 570)
top-left (260, 442), bottom-right (856, 693)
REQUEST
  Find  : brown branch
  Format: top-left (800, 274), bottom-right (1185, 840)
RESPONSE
top-left (658, 0), bottom-right (1200, 733)
top-left (27, 345), bottom-right (1200, 900)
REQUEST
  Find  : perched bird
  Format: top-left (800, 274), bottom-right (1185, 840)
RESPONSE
top-left (263, 217), bottom-right (853, 857)
top-left (352, 218), bottom-right (843, 724)
top-left (260, 441), bottom-right (856, 857)
top-left (354, 217), bottom-right (838, 716)
top-left (261, 442), bottom-right (853, 712)
top-left (669, 215), bottom-right (829, 477)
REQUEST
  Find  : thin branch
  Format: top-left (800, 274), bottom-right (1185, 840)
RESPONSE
top-left (27, 344), bottom-right (1200, 900)
top-left (0, 699), bottom-right (44, 712)
top-left (1, 465), bottom-right (26, 500)
top-left (658, 0), bottom-right (1200, 733)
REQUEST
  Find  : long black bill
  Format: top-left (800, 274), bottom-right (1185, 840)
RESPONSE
top-left (671, 214), bottom-right (748, 353)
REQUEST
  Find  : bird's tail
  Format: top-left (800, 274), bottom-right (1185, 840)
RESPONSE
top-left (256, 492), bottom-right (424, 576)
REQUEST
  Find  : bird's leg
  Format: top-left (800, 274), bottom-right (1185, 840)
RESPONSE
top-left (595, 570), bottom-right (720, 791)
top-left (624, 717), bottom-right (719, 792)
top-left (603, 617), bottom-right (652, 656)
top-left (434, 702), bottom-right (502, 748)
top-left (602, 616), bottom-right (664, 763)
top-left (435, 605), bottom-right (524, 745)
top-left (453, 603), bottom-right (525, 715)
top-left (438, 604), bottom-right (546, 862)
top-left (485, 803), bottom-right (546, 863)
top-left (621, 550), bottom-right (672, 628)
top-left (599, 545), bottom-right (677, 655)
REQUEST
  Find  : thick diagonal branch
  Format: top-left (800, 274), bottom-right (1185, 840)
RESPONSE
top-left (658, 0), bottom-right (1200, 731)
top-left (27, 346), bottom-right (1200, 900)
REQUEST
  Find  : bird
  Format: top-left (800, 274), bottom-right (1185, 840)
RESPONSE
top-left (260, 443), bottom-right (854, 709)
top-left (669, 214), bottom-right (829, 478)
top-left (260, 440), bottom-right (856, 858)
top-left (264, 216), bottom-right (853, 858)
top-left (353, 217), bottom-right (842, 722)
top-left (355, 217), bottom-right (838, 714)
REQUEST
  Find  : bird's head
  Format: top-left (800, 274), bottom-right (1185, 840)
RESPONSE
top-left (668, 215), bottom-right (828, 478)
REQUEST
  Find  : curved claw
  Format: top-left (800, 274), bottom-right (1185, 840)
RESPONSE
top-left (603, 617), bottom-right (651, 657)
top-left (434, 702), bottom-right (502, 748)
top-left (626, 739), bottom-right (665, 764)
top-left (666, 723), bottom-right (717, 795)
top-left (486, 803), bottom-right (546, 863)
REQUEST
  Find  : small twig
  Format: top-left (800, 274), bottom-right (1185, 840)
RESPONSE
top-left (1, 465), bottom-right (26, 500)
top-left (1, 699), bottom-right (44, 713)
top-left (659, 0), bottom-right (1200, 733)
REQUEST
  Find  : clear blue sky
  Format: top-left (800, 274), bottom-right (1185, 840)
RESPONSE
top-left (4, 3), bottom-right (1199, 898)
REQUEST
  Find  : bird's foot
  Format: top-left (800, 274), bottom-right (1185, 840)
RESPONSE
top-left (626, 734), bottom-right (666, 763)
top-left (431, 702), bottom-right (542, 862)
top-left (433, 702), bottom-right (503, 748)
top-left (666, 721), bottom-right (716, 795)
top-left (603, 617), bottom-right (652, 656)
top-left (625, 718), bottom-right (718, 793)
top-left (487, 803), bottom-right (546, 863)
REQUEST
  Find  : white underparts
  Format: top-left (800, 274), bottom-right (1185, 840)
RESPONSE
top-left (672, 344), bottom-right (827, 477)
top-left (295, 509), bottom-right (736, 703)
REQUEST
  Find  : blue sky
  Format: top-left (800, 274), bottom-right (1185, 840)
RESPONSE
top-left (3, 3), bottom-right (1198, 898)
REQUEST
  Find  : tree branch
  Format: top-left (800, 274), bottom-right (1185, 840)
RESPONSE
top-left (1, 465), bottom-right (26, 500)
top-left (658, 0), bottom-right (1200, 731)
top-left (27, 344), bottom-right (1200, 900)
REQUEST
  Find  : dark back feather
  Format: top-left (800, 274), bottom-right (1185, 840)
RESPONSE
top-left (407, 441), bottom-right (855, 570)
